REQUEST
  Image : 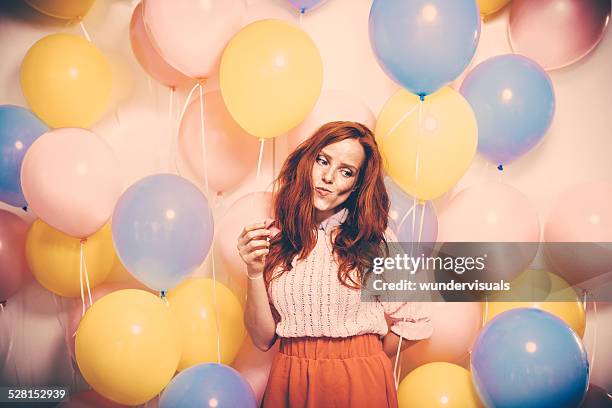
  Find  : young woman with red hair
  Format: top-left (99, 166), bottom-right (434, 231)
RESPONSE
top-left (237, 121), bottom-right (432, 408)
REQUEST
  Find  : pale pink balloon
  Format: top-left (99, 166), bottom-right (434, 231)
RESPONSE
top-left (232, 335), bottom-right (280, 406)
top-left (0, 210), bottom-right (30, 301)
top-left (544, 182), bottom-right (612, 287)
top-left (440, 182), bottom-right (540, 242)
top-left (65, 282), bottom-right (136, 358)
top-left (438, 182), bottom-right (540, 282)
top-left (143, 0), bottom-right (246, 79)
top-left (400, 302), bottom-right (482, 373)
top-left (287, 90), bottom-right (376, 152)
top-left (130, 2), bottom-right (193, 89)
top-left (178, 91), bottom-right (260, 194)
top-left (218, 192), bottom-right (273, 284)
top-left (582, 302), bottom-right (612, 392)
top-left (20, 128), bottom-right (122, 238)
top-left (509, 0), bottom-right (611, 70)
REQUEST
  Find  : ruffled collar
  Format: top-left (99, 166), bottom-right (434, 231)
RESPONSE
top-left (317, 207), bottom-right (349, 235)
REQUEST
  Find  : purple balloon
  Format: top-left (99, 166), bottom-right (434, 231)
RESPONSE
top-left (509, 0), bottom-right (611, 70)
top-left (385, 177), bottom-right (438, 244)
top-left (287, 0), bottom-right (328, 13)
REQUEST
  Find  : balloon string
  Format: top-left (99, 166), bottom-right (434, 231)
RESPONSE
top-left (587, 290), bottom-right (597, 378)
top-left (79, 21), bottom-right (92, 43)
top-left (52, 295), bottom-right (76, 388)
top-left (210, 197), bottom-right (221, 364)
top-left (393, 332), bottom-right (403, 390)
top-left (380, 102), bottom-right (419, 141)
top-left (199, 82), bottom-right (210, 196)
top-left (79, 242), bottom-right (85, 317)
top-left (299, 11), bottom-right (303, 26)
top-left (175, 82), bottom-right (199, 173)
top-left (256, 138), bottom-right (265, 185)
top-left (1, 303), bottom-right (19, 385)
top-left (418, 201), bottom-right (425, 245)
top-left (82, 241), bottom-right (93, 309)
top-left (396, 202), bottom-right (416, 237)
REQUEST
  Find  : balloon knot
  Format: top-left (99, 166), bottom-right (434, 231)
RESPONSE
top-left (0, 300), bottom-right (6, 307)
top-left (300, 8), bottom-right (306, 14)
top-left (418, 94), bottom-right (425, 102)
top-left (22, 206), bottom-right (28, 212)
top-left (160, 291), bottom-right (167, 299)
top-left (80, 238), bottom-right (88, 245)
top-left (497, 164), bottom-right (504, 171)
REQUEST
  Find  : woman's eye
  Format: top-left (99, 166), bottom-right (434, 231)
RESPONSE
top-left (341, 170), bottom-right (353, 178)
top-left (317, 156), bottom-right (328, 165)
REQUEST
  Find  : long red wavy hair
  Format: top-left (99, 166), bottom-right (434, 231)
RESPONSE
top-left (263, 121), bottom-right (390, 289)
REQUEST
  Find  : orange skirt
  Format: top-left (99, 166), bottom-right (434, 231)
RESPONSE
top-left (262, 334), bottom-right (399, 408)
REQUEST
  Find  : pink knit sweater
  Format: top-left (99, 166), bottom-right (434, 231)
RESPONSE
top-left (268, 208), bottom-right (433, 340)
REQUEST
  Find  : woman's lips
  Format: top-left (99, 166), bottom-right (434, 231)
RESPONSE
top-left (316, 187), bottom-right (331, 197)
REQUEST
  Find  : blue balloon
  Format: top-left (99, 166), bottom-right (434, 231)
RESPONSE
top-left (369, 0), bottom-right (480, 96)
top-left (159, 364), bottom-right (257, 408)
top-left (112, 174), bottom-right (213, 291)
top-left (288, 0), bottom-right (327, 13)
top-left (0, 105), bottom-right (48, 208)
top-left (471, 308), bottom-right (589, 408)
top-left (460, 54), bottom-right (555, 167)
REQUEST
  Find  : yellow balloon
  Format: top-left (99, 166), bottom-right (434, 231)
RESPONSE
top-left (20, 33), bottom-right (112, 128)
top-left (398, 362), bottom-right (483, 408)
top-left (25, 0), bottom-right (95, 20)
top-left (26, 220), bottom-right (114, 298)
top-left (486, 269), bottom-right (586, 337)
top-left (220, 19), bottom-right (323, 139)
top-left (75, 289), bottom-right (181, 406)
top-left (477, 0), bottom-right (511, 17)
top-left (167, 278), bottom-right (245, 371)
top-left (376, 87), bottom-right (477, 201)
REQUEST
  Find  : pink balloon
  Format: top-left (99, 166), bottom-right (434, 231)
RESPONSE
top-left (65, 282), bottom-right (136, 359)
top-left (0, 210), bottom-right (30, 301)
top-left (218, 192), bottom-right (273, 284)
top-left (544, 183), bottom-right (612, 287)
top-left (583, 302), bottom-right (612, 392)
top-left (178, 91), bottom-right (260, 194)
top-left (232, 335), bottom-right (280, 406)
top-left (509, 0), bottom-right (611, 70)
top-left (130, 2), bottom-right (193, 89)
top-left (20, 128), bottom-right (122, 238)
top-left (401, 302), bottom-right (482, 371)
top-left (438, 182), bottom-right (540, 282)
top-left (143, 0), bottom-right (246, 79)
top-left (287, 90), bottom-right (376, 152)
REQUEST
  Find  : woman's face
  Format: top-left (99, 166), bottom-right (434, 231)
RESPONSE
top-left (311, 138), bottom-right (365, 222)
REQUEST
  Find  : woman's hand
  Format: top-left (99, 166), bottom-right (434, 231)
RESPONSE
top-left (237, 218), bottom-right (274, 277)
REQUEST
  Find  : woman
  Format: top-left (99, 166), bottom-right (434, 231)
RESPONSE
top-left (237, 121), bottom-right (432, 408)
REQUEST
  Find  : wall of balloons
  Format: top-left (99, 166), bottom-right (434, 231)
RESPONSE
top-left (0, 0), bottom-right (611, 407)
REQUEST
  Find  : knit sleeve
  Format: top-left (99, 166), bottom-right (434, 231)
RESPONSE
top-left (381, 301), bottom-right (433, 340)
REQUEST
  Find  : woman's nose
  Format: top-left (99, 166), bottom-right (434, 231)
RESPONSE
top-left (322, 168), bottom-right (334, 183)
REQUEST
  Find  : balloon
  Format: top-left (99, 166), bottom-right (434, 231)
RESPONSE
top-left (111, 174), bottom-right (213, 291)
top-left (75, 289), bottom-right (181, 406)
top-left (167, 278), bottom-right (245, 371)
top-left (460, 54), bottom-right (555, 167)
top-left (384, 176), bottom-right (438, 243)
top-left (398, 362), bottom-right (482, 408)
top-left (544, 183), bottom-right (612, 287)
top-left (583, 302), bottom-right (612, 392)
top-left (159, 363), bottom-right (257, 408)
top-left (232, 335), bottom-right (280, 406)
top-left (20, 128), bottom-right (122, 238)
top-left (472, 308), bottom-right (589, 408)
top-left (401, 302), bottom-right (482, 373)
top-left (369, 0), bottom-right (480, 96)
top-left (129, 2), bottom-right (192, 89)
top-left (509, 0), bottom-right (611, 70)
top-left (477, 0), bottom-right (510, 17)
top-left (26, 220), bottom-right (115, 298)
top-left (24, 0), bottom-right (95, 20)
top-left (66, 282), bottom-right (146, 358)
top-left (0, 105), bottom-right (48, 208)
top-left (217, 192), bottom-right (273, 285)
top-left (20, 33), bottom-right (112, 128)
top-left (580, 384), bottom-right (612, 407)
top-left (287, 90), bottom-right (376, 152)
top-left (178, 91), bottom-right (260, 194)
top-left (143, 0), bottom-right (245, 79)
top-left (437, 182), bottom-right (540, 284)
top-left (287, 0), bottom-right (328, 13)
top-left (376, 87), bottom-right (477, 201)
top-left (0, 211), bottom-right (29, 301)
top-left (220, 19), bottom-right (323, 139)
top-left (486, 270), bottom-right (586, 337)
